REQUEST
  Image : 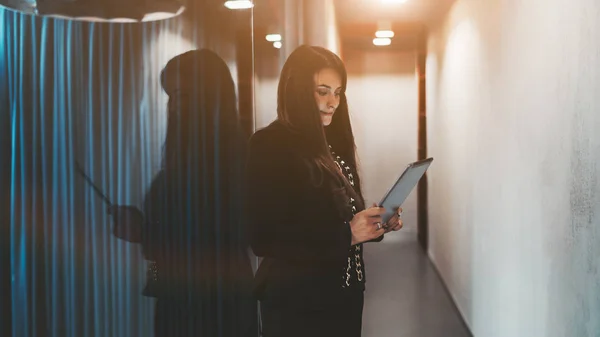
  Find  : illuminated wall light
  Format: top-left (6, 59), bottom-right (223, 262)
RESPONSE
top-left (381, 0), bottom-right (408, 3)
top-left (273, 41), bottom-right (282, 49)
top-left (224, 0), bottom-right (253, 10)
top-left (373, 37), bottom-right (392, 46)
top-left (266, 34), bottom-right (282, 42)
top-left (375, 30), bottom-right (395, 38)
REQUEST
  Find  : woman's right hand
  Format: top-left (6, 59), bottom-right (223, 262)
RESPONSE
top-left (349, 205), bottom-right (386, 245)
top-left (107, 205), bottom-right (144, 243)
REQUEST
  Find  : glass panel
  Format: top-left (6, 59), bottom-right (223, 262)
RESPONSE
top-left (0, 0), bottom-right (259, 336)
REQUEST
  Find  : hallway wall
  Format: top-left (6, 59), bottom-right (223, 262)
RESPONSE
top-left (343, 47), bottom-right (420, 337)
top-left (344, 48), bottom-right (419, 233)
top-left (426, 0), bottom-right (600, 336)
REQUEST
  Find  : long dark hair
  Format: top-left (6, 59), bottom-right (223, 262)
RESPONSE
top-left (160, 49), bottom-right (242, 175)
top-left (142, 49), bottom-right (246, 260)
top-left (277, 45), bottom-right (364, 218)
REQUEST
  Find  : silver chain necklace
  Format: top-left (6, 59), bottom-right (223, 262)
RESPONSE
top-left (329, 146), bottom-right (364, 287)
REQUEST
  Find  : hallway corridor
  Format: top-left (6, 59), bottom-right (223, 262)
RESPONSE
top-left (4, 0), bottom-right (600, 336)
top-left (363, 232), bottom-right (472, 337)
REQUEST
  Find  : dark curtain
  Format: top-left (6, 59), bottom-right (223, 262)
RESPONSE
top-left (0, 1), bottom-right (256, 336)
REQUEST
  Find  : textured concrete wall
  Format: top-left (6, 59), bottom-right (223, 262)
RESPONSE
top-left (426, 0), bottom-right (600, 336)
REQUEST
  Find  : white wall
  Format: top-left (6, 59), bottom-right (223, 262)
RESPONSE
top-left (344, 48), bottom-right (419, 336)
top-left (426, 0), bottom-right (600, 336)
top-left (345, 49), bottom-right (419, 232)
top-left (254, 77), bottom-right (279, 129)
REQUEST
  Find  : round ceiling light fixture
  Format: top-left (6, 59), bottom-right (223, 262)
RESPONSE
top-left (0, 0), bottom-right (185, 22)
top-left (373, 37), bottom-right (392, 46)
top-left (265, 33), bottom-right (282, 42)
top-left (224, 0), bottom-right (253, 10)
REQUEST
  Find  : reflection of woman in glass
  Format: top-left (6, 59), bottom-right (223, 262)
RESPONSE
top-left (246, 45), bottom-right (403, 337)
top-left (110, 49), bottom-right (256, 337)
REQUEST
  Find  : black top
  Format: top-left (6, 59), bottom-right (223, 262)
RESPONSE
top-left (140, 157), bottom-right (257, 336)
top-left (246, 121), bottom-right (383, 304)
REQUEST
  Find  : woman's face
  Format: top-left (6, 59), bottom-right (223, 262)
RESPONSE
top-left (313, 68), bottom-right (342, 126)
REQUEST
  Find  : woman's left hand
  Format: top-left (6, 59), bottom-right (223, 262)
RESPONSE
top-left (384, 207), bottom-right (403, 232)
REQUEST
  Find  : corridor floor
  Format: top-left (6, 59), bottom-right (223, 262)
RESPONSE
top-left (362, 231), bottom-right (472, 337)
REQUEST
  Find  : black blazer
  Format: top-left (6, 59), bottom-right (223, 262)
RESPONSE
top-left (246, 121), bottom-right (382, 306)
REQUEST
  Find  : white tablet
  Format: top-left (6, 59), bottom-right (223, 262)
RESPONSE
top-left (378, 157), bottom-right (434, 222)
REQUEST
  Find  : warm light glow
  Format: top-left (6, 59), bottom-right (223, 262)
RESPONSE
top-left (224, 0), bottom-right (254, 9)
top-left (381, 0), bottom-right (408, 3)
top-left (375, 30), bottom-right (395, 38)
top-left (142, 7), bottom-right (185, 22)
top-left (0, 0), bottom-right (185, 22)
top-left (373, 37), bottom-right (392, 46)
top-left (45, 15), bottom-right (134, 22)
top-left (273, 41), bottom-right (282, 49)
top-left (266, 34), bottom-right (282, 42)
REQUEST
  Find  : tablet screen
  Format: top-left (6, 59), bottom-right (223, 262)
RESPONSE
top-left (378, 158), bottom-right (433, 222)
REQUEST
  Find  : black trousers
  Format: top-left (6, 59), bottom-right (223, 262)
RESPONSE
top-left (154, 297), bottom-right (258, 337)
top-left (260, 289), bottom-right (364, 337)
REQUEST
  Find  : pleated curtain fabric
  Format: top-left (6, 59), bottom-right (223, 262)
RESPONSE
top-left (0, 3), bottom-right (256, 336)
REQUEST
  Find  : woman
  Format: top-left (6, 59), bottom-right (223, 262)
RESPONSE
top-left (246, 45), bottom-right (403, 337)
top-left (110, 49), bottom-right (257, 337)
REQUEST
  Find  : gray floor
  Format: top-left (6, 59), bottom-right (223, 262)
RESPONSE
top-left (362, 231), bottom-right (472, 337)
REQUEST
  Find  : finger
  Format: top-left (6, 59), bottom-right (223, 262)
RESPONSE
top-left (386, 218), bottom-right (398, 231)
top-left (372, 220), bottom-right (385, 231)
top-left (368, 216), bottom-right (383, 226)
top-left (384, 213), bottom-right (397, 226)
top-left (364, 206), bottom-right (386, 216)
top-left (373, 223), bottom-right (386, 234)
top-left (393, 219), bottom-right (404, 231)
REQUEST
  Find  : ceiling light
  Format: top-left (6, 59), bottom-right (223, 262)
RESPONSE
top-left (373, 38), bottom-right (392, 46)
top-left (224, 0), bottom-right (253, 10)
top-left (0, 0), bottom-right (185, 22)
top-left (375, 30), bottom-right (395, 38)
top-left (266, 34), bottom-right (282, 42)
top-left (142, 9), bottom-right (185, 21)
top-left (273, 41), bottom-right (282, 49)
